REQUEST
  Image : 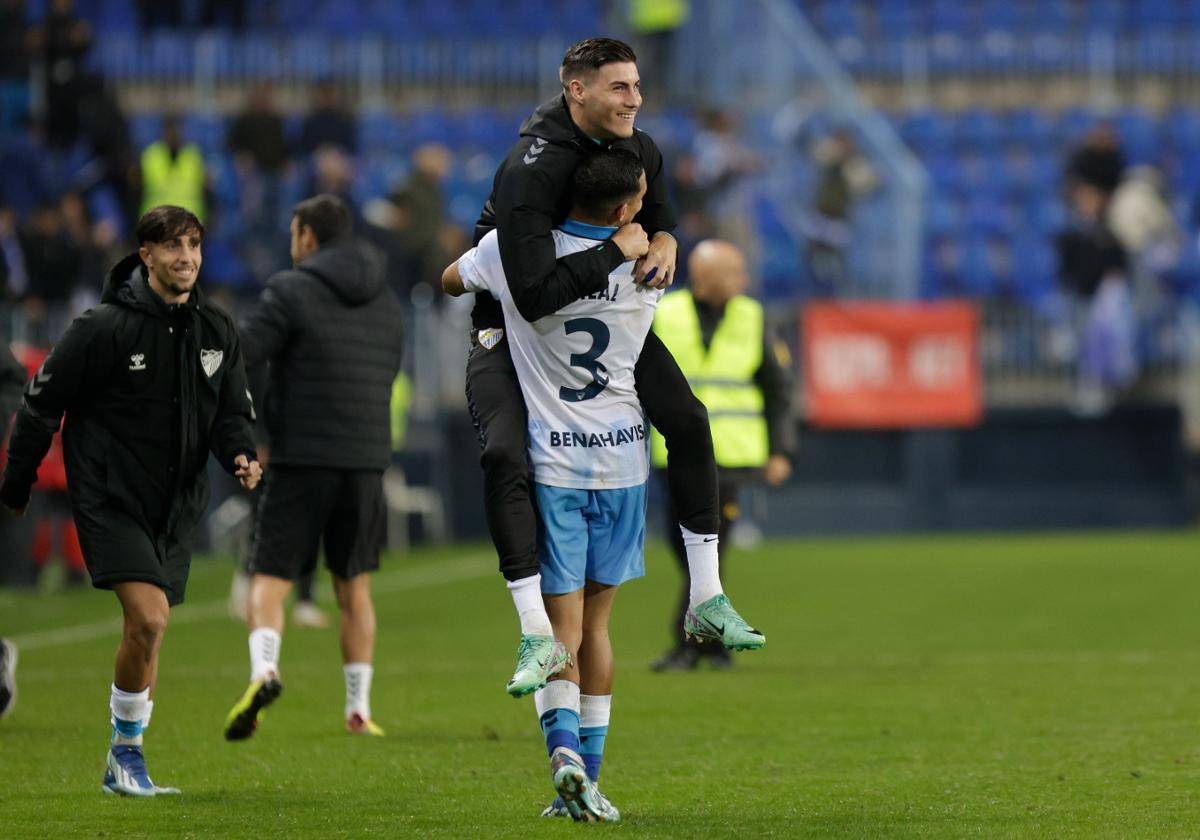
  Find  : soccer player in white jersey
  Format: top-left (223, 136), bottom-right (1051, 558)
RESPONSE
top-left (443, 149), bottom-right (655, 822)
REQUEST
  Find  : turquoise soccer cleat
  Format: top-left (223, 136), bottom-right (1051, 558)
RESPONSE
top-left (684, 593), bottom-right (766, 651)
top-left (549, 746), bottom-right (620, 823)
top-left (505, 634), bottom-right (571, 698)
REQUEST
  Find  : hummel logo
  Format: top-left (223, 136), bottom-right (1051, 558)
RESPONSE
top-left (523, 137), bottom-right (548, 165)
top-left (27, 365), bottom-right (52, 395)
top-left (129, 353), bottom-right (147, 371)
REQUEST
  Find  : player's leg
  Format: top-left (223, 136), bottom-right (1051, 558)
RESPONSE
top-left (226, 466), bottom-right (323, 741)
top-left (651, 469), bottom-right (700, 671)
top-left (105, 581), bottom-right (176, 796)
top-left (0, 638), bottom-right (16, 720)
top-left (684, 475), bottom-right (764, 652)
top-left (326, 469), bottom-right (387, 735)
top-left (466, 338), bottom-right (561, 695)
top-left (636, 332), bottom-right (765, 652)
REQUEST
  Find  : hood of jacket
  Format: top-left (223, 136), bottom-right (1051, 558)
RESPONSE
top-left (102, 252), bottom-right (204, 316)
top-left (519, 94), bottom-right (608, 152)
top-left (296, 241), bottom-right (385, 306)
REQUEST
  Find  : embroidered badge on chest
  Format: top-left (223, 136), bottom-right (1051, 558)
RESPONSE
top-left (129, 353), bottom-right (147, 371)
top-left (200, 348), bottom-right (223, 378)
top-left (478, 328), bottom-right (504, 350)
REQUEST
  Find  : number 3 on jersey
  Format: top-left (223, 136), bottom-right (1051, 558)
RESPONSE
top-left (559, 317), bottom-right (610, 402)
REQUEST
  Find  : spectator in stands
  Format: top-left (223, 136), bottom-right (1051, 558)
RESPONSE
top-left (299, 81), bottom-right (357, 158)
top-left (19, 201), bottom-right (81, 342)
top-left (0, 0), bottom-right (33, 131)
top-left (139, 116), bottom-right (209, 222)
top-left (135, 0), bottom-right (183, 29)
top-left (1066, 123), bottom-right (1125, 206)
top-left (0, 205), bottom-right (29, 301)
top-left (692, 109), bottom-right (761, 247)
top-left (390, 143), bottom-right (453, 299)
top-left (1108, 164), bottom-right (1180, 282)
top-left (1057, 175), bottom-right (1135, 411)
top-left (227, 84), bottom-right (290, 278)
top-left (805, 128), bottom-right (878, 294)
top-left (29, 0), bottom-right (92, 149)
top-left (59, 192), bottom-right (108, 307)
top-left (78, 77), bottom-right (139, 230)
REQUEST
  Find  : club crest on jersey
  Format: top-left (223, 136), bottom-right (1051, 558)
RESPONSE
top-left (200, 348), bottom-right (223, 378)
top-left (478, 328), bottom-right (505, 350)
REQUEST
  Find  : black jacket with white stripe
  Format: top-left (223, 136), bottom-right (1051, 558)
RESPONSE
top-left (0, 253), bottom-right (256, 540)
top-left (239, 240), bottom-right (404, 471)
top-left (471, 94), bottom-right (676, 329)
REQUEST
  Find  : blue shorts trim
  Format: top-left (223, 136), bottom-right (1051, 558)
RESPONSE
top-left (534, 483), bottom-right (647, 595)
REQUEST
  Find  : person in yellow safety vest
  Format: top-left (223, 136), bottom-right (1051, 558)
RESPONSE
top-left (627, 0), bottom-right (690, 99)
top-left (649, 239), bottom-right (795, 671)
top-left (139, 116), bottom-right (207, 222)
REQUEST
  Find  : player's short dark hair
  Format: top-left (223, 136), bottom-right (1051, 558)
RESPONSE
top-left (292, 194), bottom-right (352, 246)
top-left (571, 148), bottom-right (644, 217)
top-left (560, 37), bottom-right (638, 88)
top-left (135, 205), bottom-right (204, 246)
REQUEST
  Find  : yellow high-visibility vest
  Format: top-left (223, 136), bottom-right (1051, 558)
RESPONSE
top-left (650, 290), bottom-right (768, 468)
top-left (629, 0), bottom-right (690, 33)
top-left (140, 141), bottom-right (206, 221)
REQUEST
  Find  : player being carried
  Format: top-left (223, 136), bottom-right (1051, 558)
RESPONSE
top-left (444, 149), bottom-right (659, 822)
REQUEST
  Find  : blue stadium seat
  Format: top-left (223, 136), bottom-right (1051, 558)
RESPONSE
top-left (1005, 109), bottom-right (1054, 146)
top-left (131, 113), bottom-right (164, 151)
top-left (1009, 234), bottom-right (1056, 302)
top-left (1164, 107), bottom-right (1200, 155)
top-left (955, 108), bottom-right (1003, 149)
top-left (182, 114), bottom-right (227, 157)
top-left (959, 234), bottom-right (998, 296)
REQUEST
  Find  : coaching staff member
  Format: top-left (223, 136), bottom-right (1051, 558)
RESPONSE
top-left (0, 205), bottom-right (261, 796)
top-left (471, 37), bottom-right (763, 698)
top-left (224, 194), bottom-right (404, 741)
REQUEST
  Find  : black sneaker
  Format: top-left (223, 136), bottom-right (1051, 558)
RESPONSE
top-left (223, 677), bottom-right (283, 741)
top-left (650, 646), bottom-right (701, 672)
top-left (0, 638), bottom-right (17, 720)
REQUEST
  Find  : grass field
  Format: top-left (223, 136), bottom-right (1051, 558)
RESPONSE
top-left (1, 530), bottom-right (1199, 838)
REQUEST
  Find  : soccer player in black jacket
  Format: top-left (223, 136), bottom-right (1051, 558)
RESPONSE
top-left (0, 206), bottom-right (262, 796)
top-left (467, 38), bottom-right (764, 698)
top-left (224, 195), bottom-right (404, 741)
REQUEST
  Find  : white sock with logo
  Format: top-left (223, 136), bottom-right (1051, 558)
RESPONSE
top-left (248, 627), bottom-right (281, 682)
top-left (344, 663), bottom-right (373, 720)
top-left (508, 574), bottom-right (554, 636)
top-left (681, 525), bottom-right (723, 606)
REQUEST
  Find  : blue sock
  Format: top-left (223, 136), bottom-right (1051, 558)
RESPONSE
top-left (579, 725), bottom-right (608, 782)
top-left (111, 716), bottom-right (144, 744)
top-left (539, 707), bottom-right (581, 756)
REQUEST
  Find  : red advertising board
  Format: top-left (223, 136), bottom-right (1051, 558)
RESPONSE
top-left (802, 302), bottom-right (982, 429)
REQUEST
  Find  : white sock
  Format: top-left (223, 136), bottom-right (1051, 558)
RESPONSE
top-left (344, 662), bottom-right (373, 720)
top-left (143, 700), bottom-right (154, 730)
top-left (680, 525), bottom-right (723, 606)
top-left (534, 679), bottom-right (581, 719)
top-left (249, 627), bottom-right (281, 682)
top-left (110, 684), bottom-right (149, 746)
top-left (508, 574), bottom-right (554, 636)
top-left (579, 694), bottom-right (612, 729)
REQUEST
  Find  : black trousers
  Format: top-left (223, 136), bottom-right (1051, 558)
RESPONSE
top-left (465, 329), bottom-right (718, 582)
top-left (661, 470), bottom-right (742, 653)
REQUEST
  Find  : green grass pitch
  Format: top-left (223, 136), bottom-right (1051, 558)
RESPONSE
top-left (1, 530), bottom-right (1198, 838)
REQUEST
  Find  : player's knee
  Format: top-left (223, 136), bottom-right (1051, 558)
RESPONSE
top-left (126, 610), bottom-right (167, 650)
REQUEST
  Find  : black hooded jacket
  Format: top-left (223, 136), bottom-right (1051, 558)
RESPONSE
top-left (239, 240), bottom-right (404, 471)
top-left (0, 254), bottom-right (256, 541)
top-left (471, 94), bottom-right (676, 329)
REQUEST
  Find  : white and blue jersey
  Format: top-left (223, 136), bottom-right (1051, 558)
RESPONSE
top-left (457, 220), bottom-right (660, 593)
top-left (458, 221), bottom-right (662, 491)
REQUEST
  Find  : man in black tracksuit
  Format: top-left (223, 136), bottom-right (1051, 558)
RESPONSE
top-left (467, 38), bottom-right (763, 697)
top-left (223, 194), bottom-right (404, 741)
top-left (0, 206), bottom-right (261, 795)
top-left (0, 340), bottom-right (23, 721)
